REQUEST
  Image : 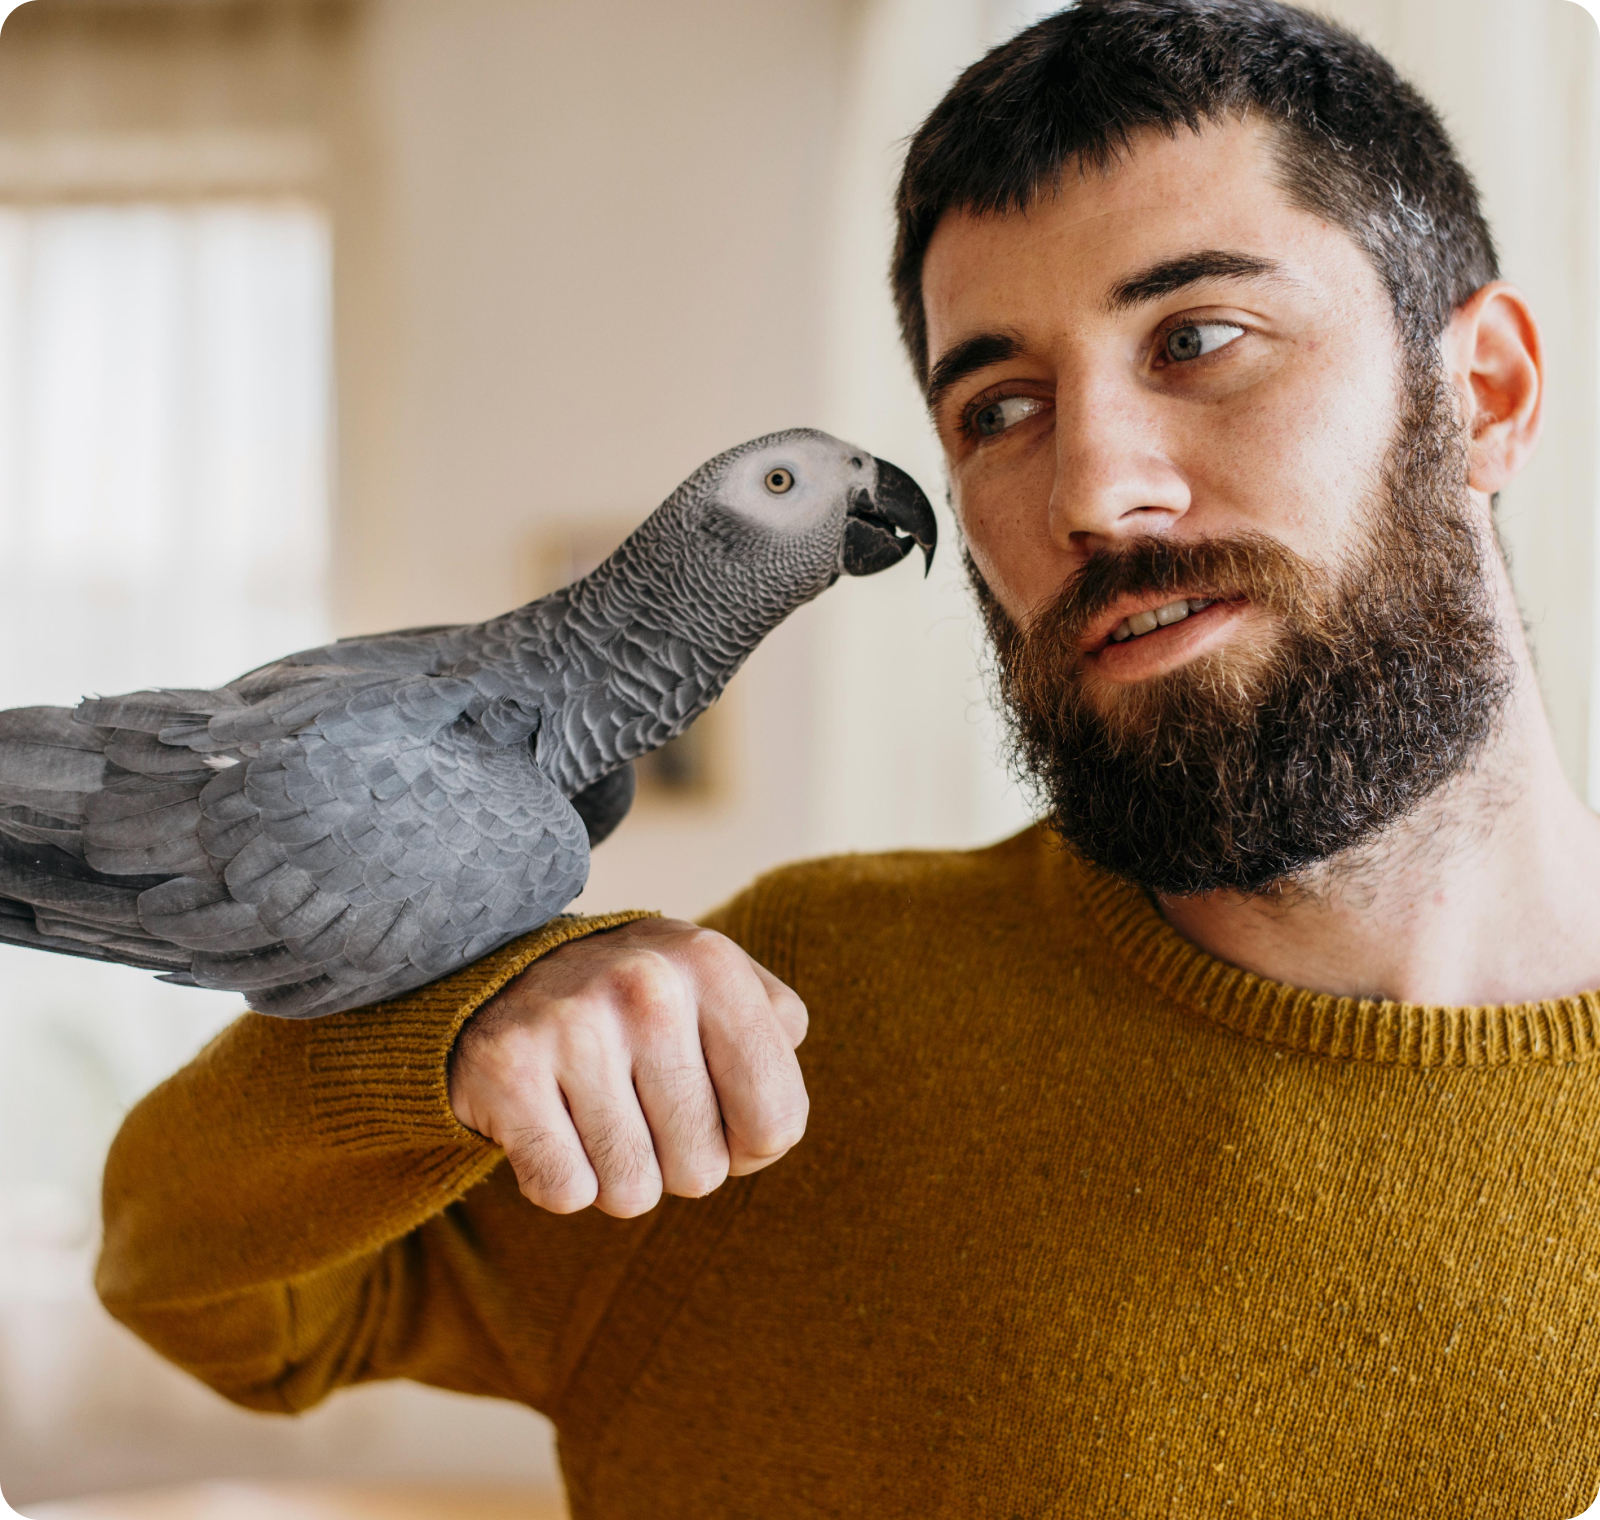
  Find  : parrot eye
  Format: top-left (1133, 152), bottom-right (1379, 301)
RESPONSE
top-left (764, 468), bottom-right (795, 495)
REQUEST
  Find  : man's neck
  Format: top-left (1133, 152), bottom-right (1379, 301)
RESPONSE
top-left (1156, 666), bottom-right (1600, 1008)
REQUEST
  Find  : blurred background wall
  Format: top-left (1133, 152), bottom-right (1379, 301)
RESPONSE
top-left (0, 0), bottom-right (1593, 1513)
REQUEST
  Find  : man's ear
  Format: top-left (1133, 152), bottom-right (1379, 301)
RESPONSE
top-left (1441, 283), bottom-right (1543, 494)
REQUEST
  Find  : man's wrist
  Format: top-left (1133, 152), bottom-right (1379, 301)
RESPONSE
top-left (444, 913), bottom-right (661, 1135)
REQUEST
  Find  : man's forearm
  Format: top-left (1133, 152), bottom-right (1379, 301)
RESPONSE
top-left (95, 912), bottom-right (647, 1409)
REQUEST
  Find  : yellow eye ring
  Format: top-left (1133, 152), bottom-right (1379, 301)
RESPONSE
top-left (764, 467), bottom-right (794, 494)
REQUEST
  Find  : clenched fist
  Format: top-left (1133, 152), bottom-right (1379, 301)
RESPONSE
top-left (448, 918), bottom-right (809, 1217)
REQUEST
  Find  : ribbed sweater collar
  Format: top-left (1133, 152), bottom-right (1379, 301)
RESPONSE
top-left (1077, 849), bottom-right (1600, 1068)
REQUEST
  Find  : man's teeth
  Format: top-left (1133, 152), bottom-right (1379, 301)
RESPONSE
top-left (1108, 598), bottom-right (1214, 643)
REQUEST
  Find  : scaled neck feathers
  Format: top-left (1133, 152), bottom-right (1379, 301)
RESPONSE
top-left (505, 495), bottom-right (792, 796)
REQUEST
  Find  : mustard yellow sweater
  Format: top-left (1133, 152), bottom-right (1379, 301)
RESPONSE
top-left (98, 826), bottom-right (1600, 1518)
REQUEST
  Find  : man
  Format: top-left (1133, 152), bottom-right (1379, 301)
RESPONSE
top-left (97, 1), bottom-right (1600, 1515)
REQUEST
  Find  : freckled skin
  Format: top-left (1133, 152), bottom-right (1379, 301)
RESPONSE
top-left (918, 115), bottom-right (1600, 1009)
top-left (924, 120), bottom-right (1399, 655)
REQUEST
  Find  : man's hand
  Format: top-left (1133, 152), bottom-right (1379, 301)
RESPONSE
top-left (448, 918), bottom-right (809, 1218)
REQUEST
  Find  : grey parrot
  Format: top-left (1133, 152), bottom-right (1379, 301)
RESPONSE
top-left (0, 429), bottom-right (935, 1017)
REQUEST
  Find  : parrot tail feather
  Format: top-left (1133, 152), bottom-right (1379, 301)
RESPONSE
top-left (0, 891), bottom-right (190, 973)
top-left (0, 705), bottom-right (110, 863)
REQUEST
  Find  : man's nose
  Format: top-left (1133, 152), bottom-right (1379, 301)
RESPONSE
top-left (1047, 379), bottom-right (1191, 555)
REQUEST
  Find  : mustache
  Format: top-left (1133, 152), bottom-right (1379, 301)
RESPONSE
top-left (968, 349), bottom-right (1513, 896)
top-left (1020, 532), bottom-right (1323, 650)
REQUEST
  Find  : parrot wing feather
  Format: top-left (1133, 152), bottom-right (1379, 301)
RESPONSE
top-left (0, 667), bottom-right (589, 1017)
top-left (134, 675), bottom-right (589, 1016)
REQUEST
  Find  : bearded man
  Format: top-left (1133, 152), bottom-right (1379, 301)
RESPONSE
top-left (98, 2), bottom-right (1600, 1516)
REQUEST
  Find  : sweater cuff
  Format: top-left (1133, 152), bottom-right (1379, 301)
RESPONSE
top-left (299, 912), bottom-right (658, 1155)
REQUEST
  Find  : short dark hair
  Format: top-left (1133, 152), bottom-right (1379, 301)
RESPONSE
top-left (892, 0), bottom-right (1498, 384)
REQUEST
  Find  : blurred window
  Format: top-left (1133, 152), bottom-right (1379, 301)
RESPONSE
top-left (0, 199), bottom-right (330, 704)
top-left (0, 198), bottom-right (332, 1304)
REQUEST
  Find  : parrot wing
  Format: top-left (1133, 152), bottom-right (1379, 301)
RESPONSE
top-left (0, 668), bottom-right (590, 1017)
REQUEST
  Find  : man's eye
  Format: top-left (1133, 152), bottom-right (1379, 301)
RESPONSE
top-left (971, 395), bottom-right (1046, 437)
top-left (1164, 323), bottom-right (1245, 363)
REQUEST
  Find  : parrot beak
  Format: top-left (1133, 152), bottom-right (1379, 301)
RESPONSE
top-left (842, 458), bottom-right (938, 578)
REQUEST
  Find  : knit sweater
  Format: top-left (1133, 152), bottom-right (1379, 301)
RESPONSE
top-left (97, 825), bottom-right (1600, 1519)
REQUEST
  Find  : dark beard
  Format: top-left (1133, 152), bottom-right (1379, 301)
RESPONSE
top-left (972, 358), bottom-right (1515, 896)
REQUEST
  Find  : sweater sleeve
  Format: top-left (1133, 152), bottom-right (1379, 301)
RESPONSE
top-left (95, 910), bottom-right (655, 1416)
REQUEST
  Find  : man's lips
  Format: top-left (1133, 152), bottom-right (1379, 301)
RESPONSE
top-left (1078, 591), bottom-right (1241, 653)
top-left (1074, 595), bottom-right (1255, 686)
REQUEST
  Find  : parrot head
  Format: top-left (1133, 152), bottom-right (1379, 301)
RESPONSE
top-left (549, 429), bottom-right (942, 784)
top-left (688, 428), bottom-right (937, 588)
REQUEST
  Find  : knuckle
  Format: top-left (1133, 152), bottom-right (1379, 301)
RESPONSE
top-left (675, 1155), bottom-right (731, 1199)
top-left (504, 1125), bottom-right (594, 1211)
top-left (581, 1106), bottom-right (660, 1190)
top-left (656, 1120), bottom-right (728, 1189)
top-left (491, 1033), bottom-right (559, 1091)
top-left (775, 989), bottom-right (809, 1038)
top-left (607, 952), bottom-right (677, 1004)
top-left (744, 1118), bottom-right (808, 1161)
top-left (596, 1183), bottom-right (663, 1220)
top-left (740, 1093), bottom-right (810, 1159)
top-left (681, 926), bottom-right (740, 972)
top-left (532, 1185), bottom-right (596, 1216)
top-left (722, 1020), bottom-right (786, 1086)
top-left (627, 996), bottom-right (689, 1046)
top-left (606, 958), bottom-right (690, 1037)
top-left (586, 1124), bottom-right (664, 1218)
top-left (635, 1056), bottom-right (717, 1128)
top-left (549, 1012), bottom-right (612, 1070)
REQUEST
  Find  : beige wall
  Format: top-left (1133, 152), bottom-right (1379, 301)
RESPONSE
top-left (1313, 0), bottom-right (1600, 793)
top-left (330, 0), bottom-right (868, 921)
top-left (0, 2), bottom-right (340, 129)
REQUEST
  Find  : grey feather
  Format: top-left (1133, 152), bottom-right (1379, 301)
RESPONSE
top-left (0, 429), bottom-right (935, 1017)
top-left (570, 764), bottom-right (636, 847)
top-left (0, 898), bottom-right (189, 973)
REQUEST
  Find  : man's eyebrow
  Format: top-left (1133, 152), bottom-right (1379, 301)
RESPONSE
top-left (925, 331), bottom-right (1022, 411)
top-left (1106, 250), bottom-right (1286, 313)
